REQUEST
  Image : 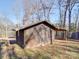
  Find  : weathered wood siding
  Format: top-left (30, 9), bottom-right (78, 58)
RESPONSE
top-left (24, 24), bottom-right (55, 48)
top-left (16, 30), bottom-right (24, 48)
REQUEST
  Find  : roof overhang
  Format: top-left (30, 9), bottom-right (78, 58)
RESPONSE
top-left (16, 21), bottom-right (67, 31)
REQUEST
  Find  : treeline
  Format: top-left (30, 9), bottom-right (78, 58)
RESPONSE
top-left (0, 15), bottom-right (15, 38)
top-left (22, 0), bottom-right (79, 32)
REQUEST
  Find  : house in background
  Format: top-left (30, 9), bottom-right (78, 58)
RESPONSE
top-left (16, 21), bottom-right (67, 48)
top-left (71, 32), bottom-right (79, 40)
top-left (70, 22), bottom-right (79, 40)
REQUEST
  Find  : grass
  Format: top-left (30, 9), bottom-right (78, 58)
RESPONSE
top-left (13, 40), bottom-right (79, 59)
top-left (1, 39), bottom-right (79, 59)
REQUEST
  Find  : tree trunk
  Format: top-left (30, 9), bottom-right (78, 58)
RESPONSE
top-left (69, 10), bottom-right (71, 32)
top-left (63, 10), bottom-right (67, 28)
top-left (68, 10), bottom-right (71, 38)
top-left (62, 8), bottom-right (68, 40)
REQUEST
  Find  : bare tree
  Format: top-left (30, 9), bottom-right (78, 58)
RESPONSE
top-left (58, 0), bottom-right (64, 28)
top-left (67, 0), bottom-right (79, 32)
top-left (23, 0), bottom-right (55, 45)
top-left (12, 0), bottom-right (24, 28)
top-left (23, 0), bottom-right (55, 22)
top-left (0, 14), bottom-right (14, 40)
top-left (39, 0), bottom-right (55, 44)
top-left (57, 0), bottom-right (79, 38)
top-left (74, 7), bottom-right (79, 32)
top-left (12, 0), bottom-right (24, 39)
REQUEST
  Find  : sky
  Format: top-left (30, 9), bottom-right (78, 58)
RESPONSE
top-left (0, 0), bottom-right (59, 24)
top-left (0, 0), bottom-right (78, 25)
top-left (0, 0), bottom-right (16, 22)
top-left (0, 0), bottom-right (24, 24)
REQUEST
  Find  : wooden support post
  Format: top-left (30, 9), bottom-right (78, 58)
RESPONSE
top-left (50, 29), bottom-right (52, 44)
top-left (65, 31), bottom-right (67, 40)
top-left (55, 31), bottom-right (57, 39)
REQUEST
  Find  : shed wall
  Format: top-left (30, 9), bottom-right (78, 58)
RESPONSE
top-left (24, 24), bottom-right (55, 48)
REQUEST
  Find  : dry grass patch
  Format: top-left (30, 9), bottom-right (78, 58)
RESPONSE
top-left (4, 39), bottom-right (79, 59)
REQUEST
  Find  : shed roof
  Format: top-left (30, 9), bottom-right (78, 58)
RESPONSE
top-left (18, 21), bottom-right (67, 31)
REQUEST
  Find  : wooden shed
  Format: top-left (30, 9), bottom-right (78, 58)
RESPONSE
top-left (16, 21), bottom-right (67, 48)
